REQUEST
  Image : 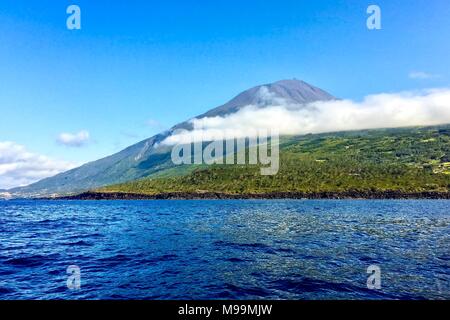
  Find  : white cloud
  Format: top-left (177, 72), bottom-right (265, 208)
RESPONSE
top-left (409, 71), bottom-right (440, 80)
top-left (57, 130), bottom-right (90, 147)
top-left (0, 142), bottom-right (76, 189)
top-left (162, 88), bottom-right (450, 145)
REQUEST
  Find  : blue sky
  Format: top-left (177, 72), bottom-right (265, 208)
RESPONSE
top-left (0, 0), bottom-right (450, 188)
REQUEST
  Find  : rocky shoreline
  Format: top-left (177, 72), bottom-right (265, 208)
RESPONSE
top-left (52, 190), bottom-right (450, 200)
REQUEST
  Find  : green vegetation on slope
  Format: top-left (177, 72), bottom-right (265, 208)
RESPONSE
top-left (97, 125), bottom-right (450, 195)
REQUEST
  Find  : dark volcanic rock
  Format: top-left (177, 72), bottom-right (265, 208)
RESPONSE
top-left (53, 190), bottom-right (450, 200)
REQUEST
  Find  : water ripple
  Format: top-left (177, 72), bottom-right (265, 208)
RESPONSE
top-left (0, 199), bottom-right (448, 300)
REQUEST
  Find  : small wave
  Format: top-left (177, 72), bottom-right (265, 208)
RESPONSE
top-left (224, 257), bottom-right (247, 263)
top-left (37, 219), bottom-right (55, 224)
top-left (221, 283), bottom-right (270, 298)
top-left (98, 254), bottom-right (132, 264)
top-left (0, 287), bottom-right (15, 294)
top-left (61, 240), bottom-right (92, 247)
top-left (271, 277), bottom-right (356, 294)
top-left (141, 254), bottom-right (178, 265)
top-left (214, 240), bottom-right (276, 254)
top-left (0, 269), bottom-right (15, 276)
top-left (65, 233), bottom-right (104, 240)
top-left (4, 254), bottom-right (58, 267)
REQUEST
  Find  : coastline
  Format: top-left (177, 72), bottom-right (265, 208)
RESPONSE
top-left (49, 190), bottom-right (450, 200)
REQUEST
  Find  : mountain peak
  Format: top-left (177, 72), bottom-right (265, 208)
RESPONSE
top-left (196, 79), bottom-right (335, 119)
top-left (272, 78), bottom-right (308, 86)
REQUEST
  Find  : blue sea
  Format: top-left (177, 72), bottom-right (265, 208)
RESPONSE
top-left (0, 199), bottom-right (448, 300)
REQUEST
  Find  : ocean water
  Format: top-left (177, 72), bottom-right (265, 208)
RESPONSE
top-left (0, 199), bottom-right (448, 300)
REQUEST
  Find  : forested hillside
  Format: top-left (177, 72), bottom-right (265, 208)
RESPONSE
top-left (95, 125), bottom-right (450, 197)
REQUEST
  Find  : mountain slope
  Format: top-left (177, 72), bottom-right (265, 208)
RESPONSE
top-left (95, 125), bottom-right (450, 197)
top-left (10, 79), bottom-right (335, 197)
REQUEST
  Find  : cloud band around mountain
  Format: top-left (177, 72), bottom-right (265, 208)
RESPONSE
top-left (162, 88), bottom-right (450, 145)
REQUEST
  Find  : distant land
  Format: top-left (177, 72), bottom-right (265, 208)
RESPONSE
top-left (9, 79), bottom-right (336, 198)
top-left (5, 79), bottom-right (450, 200)
top-left (58, 125), bottom-right (450, 200)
